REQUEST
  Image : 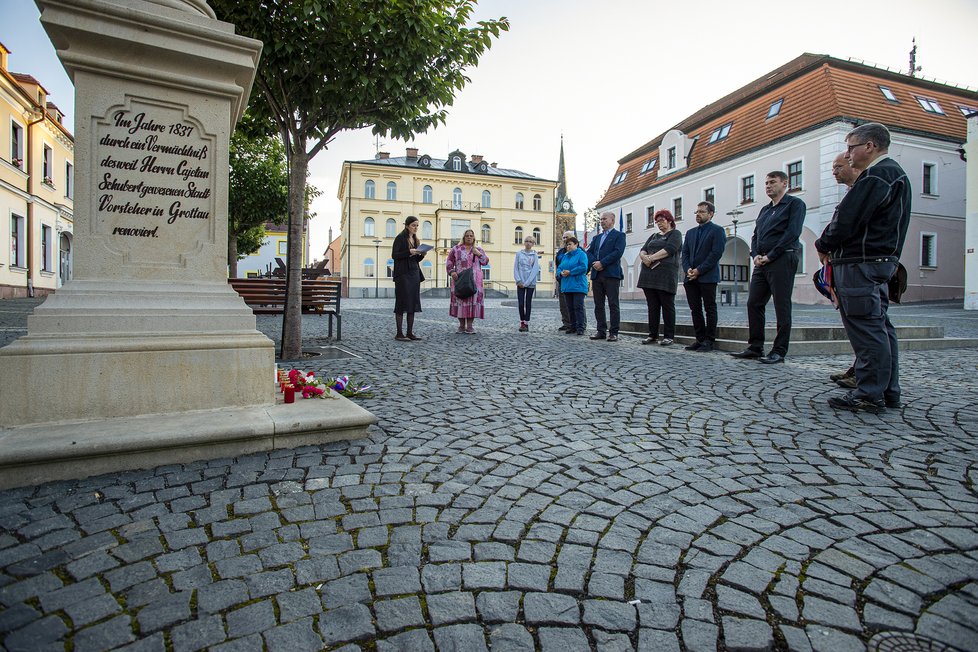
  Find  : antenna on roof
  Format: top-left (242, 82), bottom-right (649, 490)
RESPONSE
top-left (908, 37), bottom-right (922, 77)
top-left (373, 134), bottom-right (386, 154)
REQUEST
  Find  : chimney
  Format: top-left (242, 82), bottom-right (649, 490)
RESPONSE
top-left (470, 154), bottom-right (483, 164)
top-left (490, 162), bottom-right (498, 168)
top-left (406, 147), bottom-right (418, 159)
top-left (376, 151), bottom-right (390, 160)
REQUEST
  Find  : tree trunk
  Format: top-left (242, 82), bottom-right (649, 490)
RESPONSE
top-left (281, 147), bottom-right (308, 360)
top-left (228, 231), bottom-right (239, 278)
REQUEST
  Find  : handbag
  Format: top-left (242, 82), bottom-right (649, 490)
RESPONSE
top-left (454, 267), bottom-right (477, 299)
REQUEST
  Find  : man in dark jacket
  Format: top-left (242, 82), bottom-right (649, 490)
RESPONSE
top-left (815, 122), bottom-right (912, 414)
top-left (681, 201), bottom-right (726, 352)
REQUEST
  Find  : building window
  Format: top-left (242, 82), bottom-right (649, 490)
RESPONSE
top-left (514, 226), bottom-right (523, 245)
top-left (10, 120), bottom-right (24, 167)
top-left (41, 225), bottom-right (52, 271)
top-left (879, 86), bottom-right (898, 102)
top-left (515, 192), bottom-right (524, 210)
top-left (767, 99), bottom-right (784, 118)
top-left (481, 224), bottom-right (491, 243)
top-left (532, 227), bottom-right (541, 244)
top-left (386, 259), bottom-right (395, 278)
top-left (11, 214), bottom-right (25, 267)
top-left (787, 161), bottom-right (803, 191)
top-left (482, 190), bottom-right (491, 208)
top-left (422, 185), bottom-right (432, 203)
top-left (533, 194), bottom-right (542, 211)
top-left (612, 171), bottom-right (628, 185)
top-left (364, 216), bottom-right (375, 236)
top-left (452, 156), bottom-right (462, 171)
top-left (43, 145), bottom-right (53, 184)
top-left (452, 187), bottom-right (463, 208)
top-left (921, 233), bottom-right (937, 267)
top-left (646, 206), bottom-right (656, 228)
top-left (667, 147), bottom-right (676, 169)
top-left (916, 97), bottom-right (945, 115)
top-left (708, 123), bottom-right (732, 143)
top-left (720, 264), bottom-right (748, 283)
top-left (672, 197), bottom-right (683, 221)
top-left (65, 162), bottom-right (73, 199)
top-left (364, 179), bottom-right (375, 199)
top-left (481, 263), bottom-right (491, 281)
top-left (624, 213), bottom-right (632, 233)
top-left (703, 187), bottom-right (715, 205)
top-left (422, 220), bottom-right (433, 239)
top-left (385, 218), bottom-right (397, 238)
top-left (741, 175), bottom-right (755, 204)
top-left (640, 158), bottom-right (657, 175)
top-left (959, 106), bottom-right (978, 117)
top-left (386, 181), bottom-right (397, 200)
top-left (422, 260), bottom-right (432, 278)
top-left (796, 242), bottom-right (805, 275)
top-left (364, 257), bottom-right (375, 278)
top-left (277, 240), bottom-right (287, 255)
top-left (450, 219), bottom-right (471, 240)
top-left (922, 162), bottom-right (937, 195)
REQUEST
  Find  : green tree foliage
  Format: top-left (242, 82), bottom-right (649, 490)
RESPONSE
top-left (211, 0), bottom-right (509, 359)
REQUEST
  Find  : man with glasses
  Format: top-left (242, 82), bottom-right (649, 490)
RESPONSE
top-left (682, 201), bottom-right (725, 352)
top-left (587, 211), bottom-right (626, 342)
top-left (816, 123), bottom-right (911, 414)
top-left (730, 171), bottom-right (806, 364)
top-left (555, 230), bottom-right (576, 331)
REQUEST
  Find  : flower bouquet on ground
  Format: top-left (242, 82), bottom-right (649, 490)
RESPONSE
top-left (286, 369), bottom-right (333, 399)
top-left (325, 375), bottom-right (373, 399)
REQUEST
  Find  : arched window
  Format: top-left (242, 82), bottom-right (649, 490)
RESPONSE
top-left (481, 262), bottom-right (491, 281)
top-left (364, 179), bottom-right (375, 199)
top-left (422, 185), bottom-right (432, 204)
top-left (481, 190), bottom-right (491, 208)
top-left (422, 220), bottom-right (433, 240)
top-left (422, 260), bottom-right (433, 279)
top-left (386, 181), bottom-right (397, 201)
top-left (481, 224), bottom-right (491, 243)
top-left (514, 226), bottom-right (523, 245)
top-left (452, 156), bottom-right (462, 171)
top-left (533, 194), bottom-right (542, 211)
top-left (515, 192), bottom-right (524, 210)
top-left (532, 227), bottom-right (542, 244)
top-left (364, 257), bottom-right (375, 278)
top-left (386, 259), bottom-right (395, 278)
top-left (385, 218), bottom-right (397, 238)
top-left (452, 187), bottom-right (463, 208)
top-left (364, 217), bottom-right (375, 236)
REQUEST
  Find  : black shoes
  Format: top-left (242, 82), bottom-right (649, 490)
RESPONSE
top-left (684, 342), bottom-right (701, 351)
top-left (730, 348), bottom-right (762, 359)
top-left (759, 352), bottom-right (784, 364)
top-left (696, 343), bottom-right (714, 352)
top-left (589, 333), bottom-right (606, 340)
top-left (558, 325), bottom-right (571, 332)
top-left (828, 394), bottom-right (885, 414)
top-left (830, 366), bottom-right (855, 382)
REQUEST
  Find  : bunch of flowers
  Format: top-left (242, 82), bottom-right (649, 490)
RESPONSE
top-left (326, 375), bottom-right (373, 398)
top-left (286, 369), bottom-right (328, 399)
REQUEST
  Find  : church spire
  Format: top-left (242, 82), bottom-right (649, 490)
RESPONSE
top-left (557, 134), bottom-right (568, 201)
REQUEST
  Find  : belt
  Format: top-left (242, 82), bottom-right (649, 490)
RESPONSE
top-left (832, 255), bottom-right (899, 265)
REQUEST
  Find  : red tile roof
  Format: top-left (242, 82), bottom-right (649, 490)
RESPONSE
top-left (598, 54), bottom-right (978, 208)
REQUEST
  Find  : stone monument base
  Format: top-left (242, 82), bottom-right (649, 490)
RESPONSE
top-left (0, 392), bottom-right (376, 489)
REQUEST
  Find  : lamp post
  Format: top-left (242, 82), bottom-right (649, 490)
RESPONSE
top-left (726, 208), bottom-right (743, 306)
top-left (372, 238), bottom-right (383, 298)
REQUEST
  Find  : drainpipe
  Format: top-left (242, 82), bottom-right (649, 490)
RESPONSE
top-left (25, 108), bottom-right (46, 297)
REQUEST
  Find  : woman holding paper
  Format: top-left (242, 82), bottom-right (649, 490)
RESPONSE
top-left (637, 209), bottom-right (682, 346)
top-left (391, 215), bottom-right (427, 341)
top-left (446, 229), bottom-right (489, 334)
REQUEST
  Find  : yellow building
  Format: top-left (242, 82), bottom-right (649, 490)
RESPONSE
top-left (0, 42), bottom-right (74, 298)
top-left (235, 220), bottom-right (310, 278)
top-left (338, 148), bottom-right (557, 298)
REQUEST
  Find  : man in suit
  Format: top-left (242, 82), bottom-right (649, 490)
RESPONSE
top-left (681, 201), bottom-right (726, 352)
top-left (730, 171), bottom-right (806, 364)
top-left (587, 211), bottom-right (626, 341)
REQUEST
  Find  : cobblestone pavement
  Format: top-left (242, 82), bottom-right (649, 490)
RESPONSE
top-left (1, 296), bottom-right (977, 651)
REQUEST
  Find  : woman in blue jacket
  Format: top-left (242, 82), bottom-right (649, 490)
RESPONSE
top-left (557, 236), bottom-right (589, 335)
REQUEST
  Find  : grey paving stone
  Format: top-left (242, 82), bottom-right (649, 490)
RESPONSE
top-left (263, 618), bottom-right (324, 652)
top-left (637, 628), bottom-right (681, 652)
top-left (155, 547), bottom-right (202, 573)
top-left (0, 602), bottom-right (41, 633)
top-left (72, 614), bottom-right (136, 652)
top-left (65, 592), bottom-right (122, 627)
top-left (524, 591), bottom-right (581, 625)
top-left (170, 614), bottom-right (226, 652)
top-left (681, 618), bottom-right (719, 652)
top-left (588, 572), bottom-right (625, 599)
top-left (3, 614), bottom-right (68, 651)
top-left (246, 569), bottom-right (295, 598)
top-left (322, 573), bottom-right (372, 609)
top-left (227, 600), bottom-right (276, 638)
top-left (295, 555), bottom-right (340, 585)
top-left (476, 590), bottom-right (521, 623)
top-left (377, 628), bottom-right (435, 652)
top-left (375, 596), bottom-right (425, 631)
top-left (136, 591), bottom-right (192, 633)
top-left (338, 548), bottom-right (383, 575)
top-left (803, 624), bottom-right (864, 652)
top-left (554, 565), bottom-right (587, 593)
top-left (429, 541), bottom-right (471, 563)
top-left (802, 596), bottom-right (862, 632)
top-left (319, 603), bottom-right (375, 645)
top-left (507, 562), bottom-right (551, 591)
top-left (583, 599), bottom-right (636, 631)
top-left (722, 616), bottom-right (774, 652)
top-left (517, 539), bottom-right (557, 563)
top-left (258, 543), bottom-right (305, 568)
top-left (216, 555), bottom-right (262, 579)
top-left (197, 579), bottom-right (250, 614)
top-left (276, 587), bottom-right (322, 622)
top-left (717, 584), bottom-right (767, 619)
top-left (373, 565), bottom-right (422, 597)
top-left (463, 561), bottom-right (507, 589)
top-left (114, 631), bottom-right (166, 652)
top-left (432, 623), bottom-right (489, 652)
top-left (489, 623), bottom-right (534, 651)
top-left (537, 627), bottom-right (590, 652)
top-left (427, 591), bottom-right (477, 625)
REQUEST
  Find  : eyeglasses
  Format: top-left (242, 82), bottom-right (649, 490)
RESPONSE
top-left (846, 142), bottom-right (871, 154)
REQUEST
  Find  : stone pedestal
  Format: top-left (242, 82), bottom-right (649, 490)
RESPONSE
top-left (0, 0), bottom-right (375, 487)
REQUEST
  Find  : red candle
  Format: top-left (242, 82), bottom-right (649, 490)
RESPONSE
top-left (284, 384), bottom-right (295, 404)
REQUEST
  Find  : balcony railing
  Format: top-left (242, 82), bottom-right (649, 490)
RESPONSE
top-left (438, 200), bottom-right (483, 212)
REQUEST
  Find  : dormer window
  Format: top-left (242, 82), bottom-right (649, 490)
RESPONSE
top-left (708, 123), bottom-right (732, 144)
top-left (879, 86), bottom-right (898, 102)
top-left (612, 171), bottom-right (628, 185)
top-left (639, 158), bottom-right (657, 175)
top-left (916, 97), bottom-right (945, 115)
top-left (667, 147), bottom-right (676, 169)
top-left (767, 99), bottom-right (783, 118)
top-left (452, 156), bottom-right (462, 171)
top-left (959, 106), bottom-right (978, 117)
top-left (418, 154), bottom-right (432, 168)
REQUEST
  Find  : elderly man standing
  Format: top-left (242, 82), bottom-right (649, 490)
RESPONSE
top-left (586, 211), bottom-right (626, 341)
top-left (828, 152), bottom-right (863, 388)
top-left (816, 123), bottom-right (911, 414)
top-left (730, 171), bottom-right (806, 364)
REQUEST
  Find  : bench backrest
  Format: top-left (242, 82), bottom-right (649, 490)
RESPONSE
top-left (229, 279), bottom-right (341, 307)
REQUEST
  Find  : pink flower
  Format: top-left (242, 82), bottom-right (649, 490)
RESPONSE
top-left (302, 386), bottom-right (325, 398)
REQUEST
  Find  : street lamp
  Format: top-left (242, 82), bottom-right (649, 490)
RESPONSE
top-left (726, 208), bottom-right (743, 306)
top-left (372, 238), bottom-right (383, 298)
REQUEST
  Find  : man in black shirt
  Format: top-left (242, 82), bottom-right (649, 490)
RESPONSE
top-left (816, 123), bottom-right (911, 414)
top-left (730, 171), bottom-right (806, 364)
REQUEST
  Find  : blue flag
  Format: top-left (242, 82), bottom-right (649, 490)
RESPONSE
top-left (619, 207), bottom-right (624, 231)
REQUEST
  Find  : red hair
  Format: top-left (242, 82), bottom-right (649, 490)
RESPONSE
top-left (653, 209), bottom-right (676, 229)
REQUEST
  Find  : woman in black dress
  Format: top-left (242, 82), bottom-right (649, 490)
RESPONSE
top-left (391, 215), bottom-right (427, 341)
top-left (638, 209), bottom-right (682, 346)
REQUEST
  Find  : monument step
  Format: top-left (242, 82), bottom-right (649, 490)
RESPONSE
top-left (619, 321), bottom-right (943, 341)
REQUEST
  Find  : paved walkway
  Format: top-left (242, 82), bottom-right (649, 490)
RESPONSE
top-left (1, 297), bottom-right (977, 651)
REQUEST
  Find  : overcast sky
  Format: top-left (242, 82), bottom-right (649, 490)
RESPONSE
top-left (5, 0), bottom-right (977, 256)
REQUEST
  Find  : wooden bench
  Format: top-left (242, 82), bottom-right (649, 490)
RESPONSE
top-left (229, 278), bottom-right (342, 340)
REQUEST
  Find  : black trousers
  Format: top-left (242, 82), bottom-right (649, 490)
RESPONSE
top-left (566, 292), bottom-right (586, 333)
top-left (557, 281), bottom-right (571, 327)
top-left (834, 262), bottom-right (900, 402)
top-left (642, 288), bottom-right (676, 339)
top-left (684, 281), bottom-right (718, 343)
top-left (746, 252), bottom-right (798, 356)
top-left (517, 286), bottom-right (535, 322)
top-left (592, 274), bottom-right (621, 335)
